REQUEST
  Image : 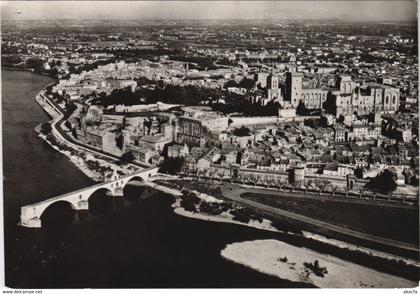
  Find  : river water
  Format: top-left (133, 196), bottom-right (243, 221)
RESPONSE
top-left (3, 70), bottom-right (310, 288)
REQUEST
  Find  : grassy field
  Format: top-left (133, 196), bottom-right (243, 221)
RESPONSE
top-left (241, 193), bottom-right (419, 246)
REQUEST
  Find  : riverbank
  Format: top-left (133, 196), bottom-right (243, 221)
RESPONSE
top-left (154, 178), bottom-right (420, 269)
top-left (241, 191), bottom-right (418, 245)
top-left (172, 197), bottom-right (279, 233)
top-left (2, 66), bottom-right (35, 72)
top-left (221, 239), bottom-right (417, 288)
top-left (223, 182), bottom-right (419, 257)
top-left (34, 88), bottom-right (140, 182)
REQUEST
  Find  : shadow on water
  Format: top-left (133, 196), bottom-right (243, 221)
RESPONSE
top-left (123, 182), bottom-right (146, 202)
top-left (41, 201), bottom-right (76, 235)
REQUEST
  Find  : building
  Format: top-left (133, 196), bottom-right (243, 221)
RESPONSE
top-left (127, 145), bottom-right (158, 165)
top-left (255, 72), bottom-right (268, 88)
top-left (168, 144), bottom-right (189, 158)
top-left (266, 71), bottom-right (282, 102)
top-left (333, 126), bottom-right (346, 142)
top-left (176, 108), bottom-right (229, 146)
top-left (76, 125), bottom-right (121, 155)
top-left (285, 71), bottom-right (328, 108)
top-left (334, 81), bottom-right (400, 117)
top-left (138, 135), bottom-right (171, 152)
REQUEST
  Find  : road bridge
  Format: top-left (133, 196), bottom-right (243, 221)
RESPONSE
top-left (20, 167), bottom-right (159, 228)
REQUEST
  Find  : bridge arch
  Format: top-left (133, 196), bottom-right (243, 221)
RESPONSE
top-left (121, 176), bottom-right (147, 201)
top-left (40, 200), bottom-right (76, 231)
top-left (88, 187), bottom-right (114, 215)
top-left (20, 167), bottom-right (160, 228)
top-left (87, 187), bottom-right (113, 200)
top-left (123, 175), bottom-right (146, 186)
top-left (39, 200), bottom-right (76, 219)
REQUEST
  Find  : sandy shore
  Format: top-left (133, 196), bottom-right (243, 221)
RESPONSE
top-left (221, 239), bottom-right (418, 288)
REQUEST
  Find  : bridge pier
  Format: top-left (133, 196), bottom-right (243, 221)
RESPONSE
top-left (77, 200), bottom-right (89, 210)
top-left (111, 186), bottom-right (124, 197)
top-left (21, 217), bottom-right (42, 228)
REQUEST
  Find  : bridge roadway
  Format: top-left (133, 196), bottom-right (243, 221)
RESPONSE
top-left (20, 167), bottom-right (159, 228)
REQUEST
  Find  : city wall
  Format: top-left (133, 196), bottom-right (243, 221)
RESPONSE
top-left (207, 164), bottom-right (368, 191)
top-left (228, 116), bottom-right (304, 127)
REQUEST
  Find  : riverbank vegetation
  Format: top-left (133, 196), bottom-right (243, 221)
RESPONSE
top-left (39, 129), bottom-right (119, 179)
top-left (154, 178), bottom-right (304, 235)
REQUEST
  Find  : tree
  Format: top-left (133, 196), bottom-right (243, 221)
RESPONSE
top-left (120, 151), bottom-right (135, 164)
top-left (197, 168), bottom-right (205, 180)
top-left (64, 120), bottom-right (72, 131)
top-left (40, 123), bottom-right (52, 135)
top-left (366, 169), bottom-right (397, 194)
top-left (64, 103), bottom-right (77, 118)
top-left (296, 100), bottom-right (309, 116)
top-left (181, 164), bottom-right (190, 177)
top-left (208, 169), bottom-right (216, 182)
top-left (238, 78), bottom-right (256, 89)
top-left (331, 186), bottom-right (338, 197)
top-left (144, 118), bottom-right (153, 135)
top-left (249, 174), bottom-right (260, 187)
top-left (158, 157), bottom-right (185, 175)
top-left (156, 116), bottom-right (166, 133)
top-left (116, 134), bottom-right (123, 149)
top-left (276, 178), bottom-right (285, 190)
top-left (224, 80), bottom-right (239, 89)
top-left (217, 170), bottom-right (226, 182)
top-left (233, 126), bottom-right (251, 137)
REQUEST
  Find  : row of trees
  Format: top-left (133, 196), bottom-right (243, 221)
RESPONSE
top-left (89, 81), bottom-right (281, 117)
top-left (159, 157), bottom-right (185, 175)
top-left (181, 165), bottom-right (227, 182)
top-left (178, 164), bottom-right (397, 196)
top-left (90, 84), bottom-right (226, 107)
top-left (90, 87), bottom-right (142, 107)
top-left (223, 78), bottom-right (256, 89)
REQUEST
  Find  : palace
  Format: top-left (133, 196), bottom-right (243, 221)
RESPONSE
top-left (333, 76), bottom-right (400, 117)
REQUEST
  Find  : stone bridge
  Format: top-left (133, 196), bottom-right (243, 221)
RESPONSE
top-left (20, 167), bottom-right (159, 228)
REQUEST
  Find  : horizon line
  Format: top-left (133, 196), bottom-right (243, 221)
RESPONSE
top-left (3, 18), bottom-right (417, 23)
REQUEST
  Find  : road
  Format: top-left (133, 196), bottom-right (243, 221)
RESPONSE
top-left (37, 90), bottom-right (149, 169)
top-left (221, 183), bottom-right (419, 254)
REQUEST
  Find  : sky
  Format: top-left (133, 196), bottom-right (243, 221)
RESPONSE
top-left (1, 1), bottom-right (417, 22)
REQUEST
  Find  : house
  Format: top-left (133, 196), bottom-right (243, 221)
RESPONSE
top-left (138, 135), bottom-right (171, 152)
top-left (197, 147), bottom-right (221, 170)
top-left (197, 157), bottom-right (211, 170)
top-left (168, 144), bottom-right (189, 158)
top-left (224, 150), bottom-right (238, 165)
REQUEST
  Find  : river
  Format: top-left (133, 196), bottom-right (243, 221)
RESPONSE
top-left (3, 70), bottom-right (311, 288)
